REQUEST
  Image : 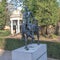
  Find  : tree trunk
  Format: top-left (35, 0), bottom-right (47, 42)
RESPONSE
top-left (46, 25), bottom-right (55, 38)
top-left (40, 25), bottom-right (46, 36)
top-left (56, 21), bottom-right (60, 35)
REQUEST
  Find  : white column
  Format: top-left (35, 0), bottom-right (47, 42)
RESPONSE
top-left (16, 19), bottom-right (20, 34)
top-left (11, 20), bottom-right (13, 34)
top-left (18, 20), bottom-right (20, 33)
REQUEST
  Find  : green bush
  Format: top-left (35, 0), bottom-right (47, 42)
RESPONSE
top-left (0, 30), bottom-right (10, 37)
top-left (0, 25), bottom-right (4, 30)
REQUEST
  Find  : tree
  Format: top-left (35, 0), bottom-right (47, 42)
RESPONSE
top-left (24, 0), bottom-right (59, 36)
top-left (24, 0), bottom-right (59, 25)
top-left (0, 0), bottom-right (7, 29)
top-left (55, 7), bottom-right (60, 35)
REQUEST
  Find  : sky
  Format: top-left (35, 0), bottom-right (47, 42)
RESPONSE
top-left (7, 0), bottom-right (11, 3)
top-left (57, 0), bottom-right (60, 2)
top-left (7, 0), bottom-right (23, 10)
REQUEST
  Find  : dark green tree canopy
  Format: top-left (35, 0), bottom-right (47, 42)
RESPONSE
top-left (0, 0), bottom-right (7, 29)
top-left (24, 0), bottom-right (59, 26)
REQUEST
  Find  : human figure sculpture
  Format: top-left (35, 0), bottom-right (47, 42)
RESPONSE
top-left (23, 6), bottom-right (33, 24)
top-left (20, 7), bottom-right (40, 50)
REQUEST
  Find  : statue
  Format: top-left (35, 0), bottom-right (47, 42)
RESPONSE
top-left (20, 7), bottom-right (40, 50)
top-left (23, 6), bottom-right (33, 23)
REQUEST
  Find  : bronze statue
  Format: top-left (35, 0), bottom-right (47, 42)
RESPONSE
top-left (20, 7), bottom-right (40, 50)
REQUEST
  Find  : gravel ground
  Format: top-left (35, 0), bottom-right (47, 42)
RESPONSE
top-left (0, 49), bottom-right (59, 60)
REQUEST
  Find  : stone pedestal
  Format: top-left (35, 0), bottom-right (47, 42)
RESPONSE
top-left (12, 44), bottom-right (47, 60)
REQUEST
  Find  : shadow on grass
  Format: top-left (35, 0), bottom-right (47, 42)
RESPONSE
top-left (2, 38), bottom-right (60, 59)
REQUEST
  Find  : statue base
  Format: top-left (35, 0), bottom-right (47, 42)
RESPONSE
top-left (12, 44), bottom-right (47, 60)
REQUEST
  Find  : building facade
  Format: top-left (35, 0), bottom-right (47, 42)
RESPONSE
top-left (10, 9), bottom-right (22, 35)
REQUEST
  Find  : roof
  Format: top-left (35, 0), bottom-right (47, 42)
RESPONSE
top-left (10, 10), bottom-right (22, 18)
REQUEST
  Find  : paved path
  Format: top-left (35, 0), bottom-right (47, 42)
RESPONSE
top-left (0, 34), bottom-right (60, 42)
top-left (0, 49), bottom-right (12, 60)
top-left (0, 49), bottom-right (59, 60)
top-left (5, 34), bottom-right (60, 43)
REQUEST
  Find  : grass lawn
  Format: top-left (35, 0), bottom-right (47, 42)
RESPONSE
top-left (0, 38), bottom-right (60, 59)
top-left (0, 30), bottom-right (10, 37)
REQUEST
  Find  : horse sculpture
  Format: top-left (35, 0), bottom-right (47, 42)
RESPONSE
top-left (20, 20), bottom-right (40, 50)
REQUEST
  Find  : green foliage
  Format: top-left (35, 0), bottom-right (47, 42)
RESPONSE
top-left (0, 0), bottom-right (7, 29)
top-left (24, 0), bottom-right (59, 26)
top-left (0, 30), bottom-right (10, 37)
top-left (58, 8), bottom-right (60, 21)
